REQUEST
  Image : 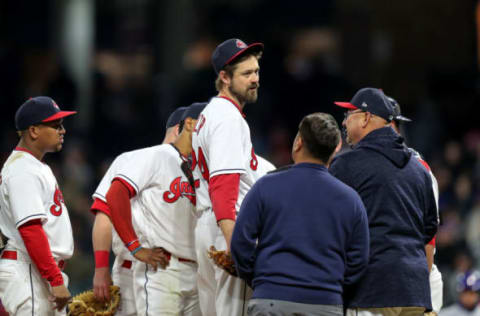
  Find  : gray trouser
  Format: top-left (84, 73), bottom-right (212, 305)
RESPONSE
top-left (247, 298), bottom-right (343, 316)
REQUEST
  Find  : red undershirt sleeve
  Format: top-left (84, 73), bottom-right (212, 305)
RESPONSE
top-left (106, 179), bottom-right (140, 252)
top-left (428, 235), bottom-right (436, 246)
top-left (90, 198), bottom-right (111, 217)
top-left (18, 219), bottom-right (63, 287)
top-left (209, 173), bottom-right (240, 222)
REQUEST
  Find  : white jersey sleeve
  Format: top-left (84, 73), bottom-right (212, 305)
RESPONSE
top-left (113, 146), bottom-right (162, 194)
top-left (207, 110), bottom-right (248, 178)
top-left (93, 153), bottom-right (130, 201)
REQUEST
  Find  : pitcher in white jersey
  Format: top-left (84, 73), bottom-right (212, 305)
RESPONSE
top-left (0, 96), bottom-right (76, 315)
top-left (192, 38), bottom-right (272, 316)
top-left (89, 106), bottom-right (187, 316)
top-left (105, 103), bottom-right (206, 315)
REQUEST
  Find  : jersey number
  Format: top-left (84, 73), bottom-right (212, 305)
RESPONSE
top-left (50, 188), bottom-right (64, 216)
top-left (191, 147), bottom-right (210, 181)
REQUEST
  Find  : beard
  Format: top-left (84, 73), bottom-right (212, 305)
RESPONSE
top-left (343, 127), bottom-right (354, 148)
top-left (229, 81), bottom-right (259, 105)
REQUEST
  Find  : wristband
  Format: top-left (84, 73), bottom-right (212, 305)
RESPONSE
top-left (126, 239), bottom-right (141, 252)
top-left (131, 246), bottom-right (143, 256)
top-left (94, 250), bottom-right (110, 268)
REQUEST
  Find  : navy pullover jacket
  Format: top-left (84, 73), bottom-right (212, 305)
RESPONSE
top-left (329, 127), bottom-right (438, 309)
top-left (231, 163), bottom-right (370, 305)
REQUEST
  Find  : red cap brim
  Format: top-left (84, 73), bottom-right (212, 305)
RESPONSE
top-left (42, 111), bottom-right (77, 122)
top-left (224, 42), bottom-right (264, 66)
top-left (334, 102), bottom-right (358, 110)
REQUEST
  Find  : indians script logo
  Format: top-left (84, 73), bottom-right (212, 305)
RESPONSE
top-left (163, 177), bottom-right (200, 205)
top-left (236, 39), bottom-right (247, 49)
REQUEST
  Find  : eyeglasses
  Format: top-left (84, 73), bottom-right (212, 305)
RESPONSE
top-left (343, 110), bottom-right (364, 120)
top-left (37, 121), bottom-right (65, 131)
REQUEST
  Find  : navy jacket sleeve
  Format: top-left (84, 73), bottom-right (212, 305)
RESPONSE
top-left (231, 181), bottom-right (263, 287)
top-left (423, 176), bottom-right (438, 244)
top-left (344, 198), bottom-right (370, 286)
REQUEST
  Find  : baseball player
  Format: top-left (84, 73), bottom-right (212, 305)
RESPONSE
top-left (90, 106), bottom-right (187, 316)
top-left (191, 38), bottom-right (266, 316)
top-left (389, 96), bottom-right (443, 315)
top-left (0, 97), bottom-right (76, 315)
top-left (106, 102), bottom-right (206, 315)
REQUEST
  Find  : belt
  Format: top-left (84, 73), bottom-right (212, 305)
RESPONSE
top-left (162, 249), bottom-right (196, 264)
top-left (121, 260), bottom-right (132, 269)
top-left (1, 250), bottom-right (66, 270)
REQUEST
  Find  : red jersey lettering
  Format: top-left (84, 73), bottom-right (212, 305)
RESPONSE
top-left (163, 177), bottom-right (200, 205)
top-left (194, 114), bottom-right (206, 135)
top-left (192, 147), bottom-right (210, 182)
top-left (50, 188), bottom-right (64, 216)
top-left (250, 148), bottom-right (258, 171)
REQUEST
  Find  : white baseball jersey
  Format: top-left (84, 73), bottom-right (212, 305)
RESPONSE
top-left (192, 97), bottom-right (263, 214)
top-left (0, 148), bottom-right (73, 260)
top-left (256, 155), bottom-right (276, 175)
top-left (113, 144), bottom-right (198, 261)
top-left (92, 151), bottom-right (146, 261)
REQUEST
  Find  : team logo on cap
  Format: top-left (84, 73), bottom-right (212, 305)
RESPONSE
top-left (236, 40), bottom-right (247, 49)
top-left (52, 100), bottom-right (60, 110)
top-left (361, 102), bottom-right (368, 108)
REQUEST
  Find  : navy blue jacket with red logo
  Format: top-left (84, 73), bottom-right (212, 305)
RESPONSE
top-left (231, 163), bottom-right (370, 305)
top-left (329, 126), bottom-right (438, 309)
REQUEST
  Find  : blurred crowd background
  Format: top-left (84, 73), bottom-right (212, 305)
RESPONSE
top-left (1, 0), bottom-right (479, 307)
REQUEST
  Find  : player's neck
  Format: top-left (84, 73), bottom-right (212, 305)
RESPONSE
top-left (293, 151), bottom-right (326, 167)
top-left (17, 139), bottom-right (45, 161)
top-left (173, 132), bottom-right (192, 157)
top-left (217, 91), bottom-right (245, 110)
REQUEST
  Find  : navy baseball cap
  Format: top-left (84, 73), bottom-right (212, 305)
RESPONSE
top-left (181, 102), bottom-right (208, 121)
top-left (166, 107), bottom-right (187, 129)
top-left (334, 87), bottom-right (395, 122)
top-left (15, 96), bottom-right (77, 130)
top-left (387, 96), bottom-right (412, 123)
top-left (211, 38), bottom-right (264, 74)
top-left (457, 270), bottom-right (480, 292)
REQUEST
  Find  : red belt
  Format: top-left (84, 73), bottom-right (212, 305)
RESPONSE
top-left (121, 260), bottom-right (132, 269)
top-left (163, 250), bottom-right (195, 264)
top-left (1, 250), bottom-right (65, 270)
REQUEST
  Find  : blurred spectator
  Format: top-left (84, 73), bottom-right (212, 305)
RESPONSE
top-left (440, 270), bottom-right (480, 315)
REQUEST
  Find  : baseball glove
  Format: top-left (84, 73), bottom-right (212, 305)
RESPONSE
top-left (67, 285), bottom-right (120, 316)
top-left (207, 246), bottom-right (237, 276)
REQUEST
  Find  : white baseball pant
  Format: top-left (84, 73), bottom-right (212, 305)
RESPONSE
top-left (0, 249), bottom-right (69, 315)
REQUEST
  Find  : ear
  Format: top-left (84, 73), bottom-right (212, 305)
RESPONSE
top-left (293, 134), bottom-right (303, 153)
top-left (219, 70), bottom-right (231, 86)
top-left (173, 124), bottom-right (180, 137)
top-left (28, 125), bottom-right (41, 140)
top-left (184, 118), bottom-right (196, 133)
top-left (361, 112), bottom-right (370, 128)
top-left (334, 138), bottom-right (342, 154)
top-left (326, 138), bottom-right (343, 167)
